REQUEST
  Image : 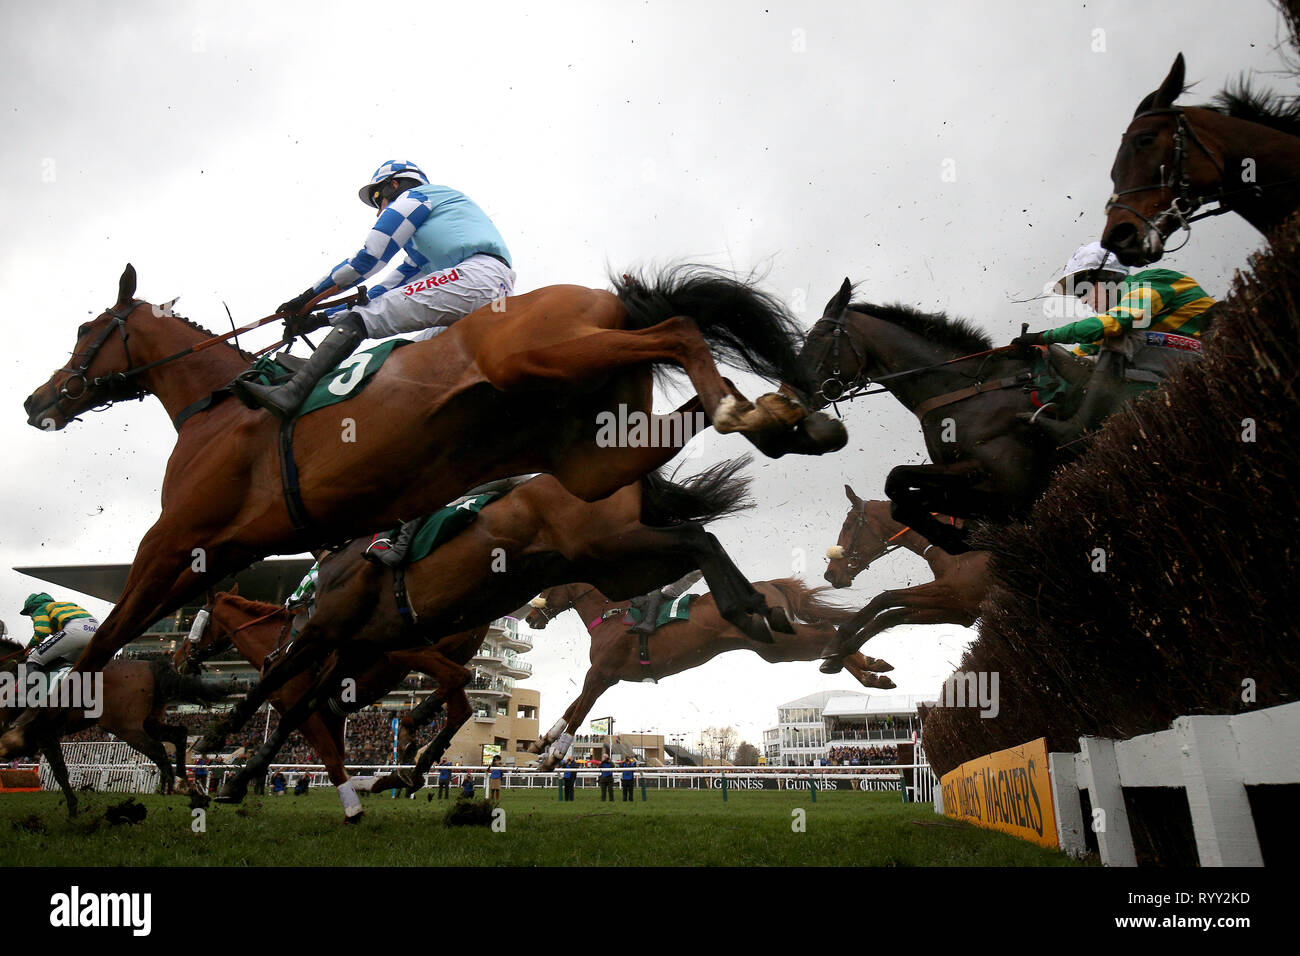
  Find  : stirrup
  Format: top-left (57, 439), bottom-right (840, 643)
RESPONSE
top-left (364, 533), bottom-right (395, 565)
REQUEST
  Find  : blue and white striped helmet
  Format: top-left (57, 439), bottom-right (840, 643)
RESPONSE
top-left (358, 160), bottom-right (429, 207)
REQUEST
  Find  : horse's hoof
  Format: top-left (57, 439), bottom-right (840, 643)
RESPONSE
top-left (819, 657), bottom-right (845, 674)
top-left (868, 675), bottom-right (897, 689)
top-left (862, 656), bottom-right (894, 672)
top-left (713, 395), bottom-right (757, 433)
top-left (767, 606), bottom-right (794, 634)
top-left (343, 811), bottom-right (364, 825)
top-left (213, 782), bottom-right (246, 804)
top-left (741, 614), bottom-right (775, 644)
top-left (800, 412), bottom-right (848, 453)
top-left (753, 392), bottom-right (807, 428)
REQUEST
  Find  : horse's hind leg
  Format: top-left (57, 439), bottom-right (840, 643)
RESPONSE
top-left (148, 718), bottom-right (191, 792)
top-left (116, 726), bottom-right (177, 795)
top-left (41, 739), bottom-right (77, 818)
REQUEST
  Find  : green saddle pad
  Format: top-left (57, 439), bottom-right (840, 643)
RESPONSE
top-left (624, 592), bottom-right (695, 628)
top-left (1029, 352), bottom-right (1157, 421)
top-left (242, 339), bottom-right (412, 418)
top-left (405, 492), bottom-right (504, 565)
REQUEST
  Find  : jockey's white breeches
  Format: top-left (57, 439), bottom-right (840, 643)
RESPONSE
top-left (350, 253), bottom-right (516, 341)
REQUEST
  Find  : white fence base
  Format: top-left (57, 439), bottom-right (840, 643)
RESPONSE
top-left (38, 741), bottom-right (162, 795)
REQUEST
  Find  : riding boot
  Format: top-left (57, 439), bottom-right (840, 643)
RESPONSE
top-left (231, 312), bottom-right (366, 419)
top-left (628, 589), bottom-right (665, 636)
top-left (23, 659), bottom-right (49, 702)
top-left (1028, 351), bottom-right (1126, 447)
top-left (365, 518), bottom-right (423, 568)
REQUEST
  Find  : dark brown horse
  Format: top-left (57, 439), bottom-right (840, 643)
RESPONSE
top-left (0, 637), bottom-right (230, 815)
top-left (8, 264), bottom-right (843, 756)
top-left (176, 591), bottom-right (487, 820)
top-left (202, 460), bottom-right (761, 801)
top-left (819, 487), bottom-right (990, 672)
top-left (522, 579), bottom-right (896, 768)
top-left (799, 280), bottom-right (1051, 554)
top-left (1103, 53), bottom-right (1300, 265)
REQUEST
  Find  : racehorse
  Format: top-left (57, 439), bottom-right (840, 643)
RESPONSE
top-left (1103, 53), bottom-right (1300, 265)
top-left (0, 637), bottom-right (232, 815)
top-left (202, 459), bottom-right (762, 801)
top-left (175, 590), bottom-right (488, 821)
top-left (819, 487), bottom-right (990, 672)
top-left (8, 263), bottom-right (844, 756)
top-left (522, 579), bottom-right (897, 768)
top-left (798, 279), bottom-right (1052, 554)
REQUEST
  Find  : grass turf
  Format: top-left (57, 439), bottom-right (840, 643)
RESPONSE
top-left (0, 786), bottom-right (1089, 867)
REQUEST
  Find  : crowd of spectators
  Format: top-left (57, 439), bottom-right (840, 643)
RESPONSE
top-left (824, 745), bottom-right (897, 766)
top-left (54, 704), bottom-right (448, 768)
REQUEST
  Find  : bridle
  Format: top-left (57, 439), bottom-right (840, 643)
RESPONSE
top-left (831, 503), bottom-right (905, 573)
top-left (180, 602), bottom-right (288, 675)
top-left (1105, 106), bottom-right (1255, 254)
top-left (809, 310), bottom-right (1031, 418)
top-left (53, 299), bottom-right (151, 415)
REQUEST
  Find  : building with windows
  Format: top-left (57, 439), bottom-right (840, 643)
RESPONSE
top-left (15, 558), bottom-right (540, 764)
top-left (771, 690), bottom-right (931, 766)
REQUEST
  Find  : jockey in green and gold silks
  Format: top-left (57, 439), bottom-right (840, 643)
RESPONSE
top-left (1041, 269), bottom-right (1214, 357)
top-left (1012, 242), bottom-right (1215, 445)
top-left (19, 592), bottom-right (99, 672)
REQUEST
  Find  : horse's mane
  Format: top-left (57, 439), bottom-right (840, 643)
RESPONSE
top-left (159, 308), bottom-right (257, 362)
top-left (1199, 78), bottom-right (1300, 139)
top-left (848, 300), bottom-right (993, 353)
top-left (217, 592), bottom-right (285, 617)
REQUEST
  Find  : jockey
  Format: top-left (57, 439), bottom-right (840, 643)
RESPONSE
top-left (18, 592), bottom-right (99, 678)
top-left (233, 160), bottom-right (516, 418)
top-left (1013, 241), bottom-right (1215, 444)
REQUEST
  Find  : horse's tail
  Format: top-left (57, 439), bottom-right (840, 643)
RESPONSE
top-left (639, 456), bottom-right (754, 526)
top-left (765, 578), bottom-right (858, 627)
top-left (149, 660), bottom-right (244, 707)
top-left (612, 266), bottom-right (815, 397)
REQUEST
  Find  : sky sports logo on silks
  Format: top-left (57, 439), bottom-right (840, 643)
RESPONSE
top-left (49, 886), bottom-right (151, 936)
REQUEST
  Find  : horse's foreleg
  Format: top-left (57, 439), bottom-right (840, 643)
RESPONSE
top-left (197, 640), bottom-right (329, 752)
top-left (885, 463), bottom-right (994, 556)
top-left (539, 670), bottom-right (614, 770)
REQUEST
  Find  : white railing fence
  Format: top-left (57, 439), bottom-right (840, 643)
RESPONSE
top-left (1049, 700), bottom-right (1299, 866)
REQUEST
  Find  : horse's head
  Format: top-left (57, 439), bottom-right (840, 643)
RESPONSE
top-left (175, 589), bottom-right (265, 675)
top-left (825, 487), bottom-right (897, 588)
top-left (798, 278), bottom-right (862, 408)
top-left (1103, 54), bottom-right (1222, 265)
top-left (523, 584), bottom-right (588, 630)
top-left (24, 264), bottom-right (153, 430)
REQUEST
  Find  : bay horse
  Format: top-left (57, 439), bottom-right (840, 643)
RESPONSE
top-left (8, 263), bottom-right (844, 756)
top-left (522, 579), bottom-right (897, 768)
top-left (819, 487), bottom-right (990, 672)
top-left (0, 637), bottom-right (232, 816)
top-left (799, 280), bottom-right (1051, 554)
top-left (1103, 53), bottom-right (1300, 265)
top-left (202, 459), bottom-right (762, 801)
top-left (175, 591), bottom-right (487, 821)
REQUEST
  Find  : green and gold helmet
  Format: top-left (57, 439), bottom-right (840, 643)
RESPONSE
top-left (20, 592), bottom-right (53, 616)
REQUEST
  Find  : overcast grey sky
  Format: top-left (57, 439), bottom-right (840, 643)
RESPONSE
top-left (0, 1), bottom-right (1288, 746)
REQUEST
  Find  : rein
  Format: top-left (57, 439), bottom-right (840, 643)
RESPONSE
top-left (55, 287), bottom-right (367, 420)
top-left (814, 313), bottom-right (1031, 419)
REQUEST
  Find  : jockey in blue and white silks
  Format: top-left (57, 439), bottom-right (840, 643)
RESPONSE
top-left (232, 159), bottom-right (516, 418)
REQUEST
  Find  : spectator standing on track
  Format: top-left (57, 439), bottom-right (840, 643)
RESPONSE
top-left (488, 756), bottom-right (503, 803)
top-left (437, 759), bottom-right (452, 800)
top-left (599, 752), bottom-right (615, 802)
top-left (620, 757), bottom-right (637, 802)
top-left (561, 755), bottom-right (577, 801)
top-left (461, 769), bottom-right (476, 799)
